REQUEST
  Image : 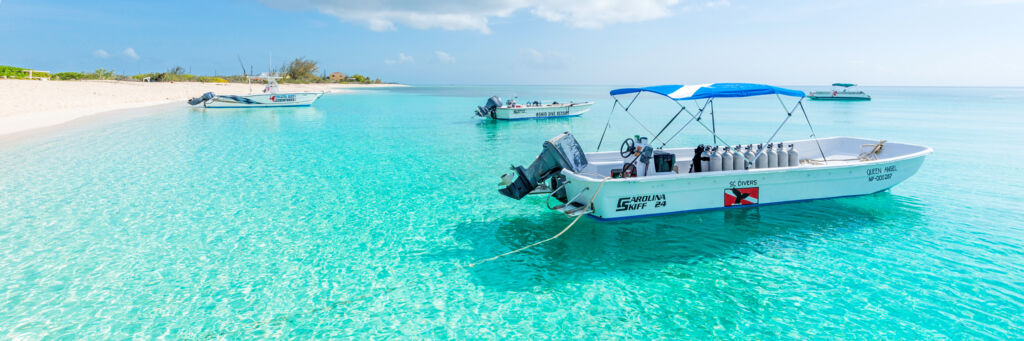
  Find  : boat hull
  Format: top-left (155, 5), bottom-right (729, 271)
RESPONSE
top-left (493, 102), bottom-right (592, 120)
top-left (204, 92), bottom-right (323, 108)
top-left (808, 91), bottom-right (871, 101)
top-left (562, 147), bottom-right (928, 220)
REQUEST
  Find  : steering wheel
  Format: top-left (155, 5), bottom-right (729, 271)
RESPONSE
top-left (620, 138), bottom-right (635, 158)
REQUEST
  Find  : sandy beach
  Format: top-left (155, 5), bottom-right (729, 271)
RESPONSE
top-left (0, 79), bottom-right (405, 137)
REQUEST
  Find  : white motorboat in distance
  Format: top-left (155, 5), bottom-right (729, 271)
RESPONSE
top-left (475, 96), bottom-right (592, 120)
top-left (808, 83), bottom-right (871, 101)
top-left (497, 83), bottom-right (931, 220)
top-left (188, 75), bottom-right (323, 108)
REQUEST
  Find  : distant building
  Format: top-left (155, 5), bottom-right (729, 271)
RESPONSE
top-left (329, 72), bottom-right (346, 81)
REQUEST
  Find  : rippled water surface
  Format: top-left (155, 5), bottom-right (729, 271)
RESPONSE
top-left (1, 86), bottom-right (1023, 338)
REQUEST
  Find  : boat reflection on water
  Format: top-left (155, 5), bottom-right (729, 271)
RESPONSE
top-left (188, 106), bottom-right (327, 132)
top-left (457, 191), bottom-right (926, 289)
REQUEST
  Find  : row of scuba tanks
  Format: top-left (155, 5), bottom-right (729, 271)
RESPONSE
top-left (695, 142), bottom-right (799, 172)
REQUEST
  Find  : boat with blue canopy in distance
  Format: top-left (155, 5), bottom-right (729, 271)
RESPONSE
top-left (475, 96), bottom-right (593, 120)
top-left (496, 83), bottom-right (930, 220)
top-left (808, 83), bottom-right (871, 101)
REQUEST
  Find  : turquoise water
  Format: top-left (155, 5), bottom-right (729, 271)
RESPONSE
top-left (1, 86), bottom-right (1023, 338)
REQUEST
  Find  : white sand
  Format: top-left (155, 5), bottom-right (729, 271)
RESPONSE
top-left (0, 79), bottom-right (405, 137)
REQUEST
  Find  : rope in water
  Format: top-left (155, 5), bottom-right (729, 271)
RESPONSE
top-left (469, 177), bottom-right (612, 267)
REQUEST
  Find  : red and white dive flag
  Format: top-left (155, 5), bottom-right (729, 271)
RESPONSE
top-left (724, 187), bottom-right (759, 207)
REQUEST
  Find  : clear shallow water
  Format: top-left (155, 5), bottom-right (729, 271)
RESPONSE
top-left (1, 86), bottom-right (1023, 338)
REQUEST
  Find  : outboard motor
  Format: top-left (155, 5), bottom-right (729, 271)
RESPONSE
top-left (499, 132), bottom-right (588, 200)
top-left (188, 92), bottom-right (215, 106)
top-left (475, 96), bottom-right (503, 118)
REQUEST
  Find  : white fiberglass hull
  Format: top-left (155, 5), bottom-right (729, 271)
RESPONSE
top-left (808, 91), bottom-right (871, 101)
top-left (494, 102), bottom-right (592, 120)
top-left (560, 137), bottom-right (931, 220)
top-left (204, 92), bottom-right (323, 108)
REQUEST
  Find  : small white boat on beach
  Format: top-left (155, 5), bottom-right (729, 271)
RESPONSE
top-left (475, 96), bottom-right (592, 120)
top-left (808, 83), bottom-right (871, 101)
top-left (497, 83), bottom-right (931, 220)
top-left (188, 75), bottom-right (323, 108)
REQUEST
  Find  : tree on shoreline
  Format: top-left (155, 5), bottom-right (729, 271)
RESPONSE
top-left (284, 57), bottom-right (319, 82)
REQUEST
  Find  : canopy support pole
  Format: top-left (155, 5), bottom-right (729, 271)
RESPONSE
top-left (798, 100), bottom-right (828, 165)
top-left (710, 99), bottom-right (717, 144)
top-left (596, 98), bottom-right (620, 151)
top-left (675, 100), bottom-right (735, 151)
top-left (659, 111), bottom-right (698, 149)
top-left (746, 95), bottom-right (804, 168)
top-left (750, 114), bottom-right (792, 168)
top-left (614, 98), bottom-right (669, 147)
top-left (652, 107), bottom-right (684, 145)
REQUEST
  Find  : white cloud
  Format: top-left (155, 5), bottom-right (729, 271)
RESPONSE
top-left (260, 0), bottom-right (695, 33)
top-left (93, 49), bottom-right (111, 58)
top-left (384, 52), bottom-right (414, 65)
top-left (435, 51), bottom-right (455, 64)
top-left (519, 48), bottom-right (565, 69)
top-left (122, 47), bottom-right (139, 60)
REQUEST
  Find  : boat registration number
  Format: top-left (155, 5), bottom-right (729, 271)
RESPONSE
top-left (866, 165), bottom-right (897, 182)
top-left (270, 94), bottom-right (296, 102)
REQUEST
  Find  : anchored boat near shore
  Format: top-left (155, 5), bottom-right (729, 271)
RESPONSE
top-left (187, 75), bottom-right (323, 108)
top-left (496, 83), bottom-right (930, 220)
top-left (475, 96), bottom-right (592, 120)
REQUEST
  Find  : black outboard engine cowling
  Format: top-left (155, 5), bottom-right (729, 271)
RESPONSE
top-left (499, 132), bottom-right (588, 200)
top-left (188, 92), bottom-right (215, 106)
top-left (475, 96), bottom-right (503, 118)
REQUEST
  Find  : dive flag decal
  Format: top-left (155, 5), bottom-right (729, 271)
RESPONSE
top-left (724, 187), bottom-right (759, 207)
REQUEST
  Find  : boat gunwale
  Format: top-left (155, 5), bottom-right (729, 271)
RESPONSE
top-left (561, 137), bottom-right (933, 184)
top-left (497, 101), bottom-right (594, 110)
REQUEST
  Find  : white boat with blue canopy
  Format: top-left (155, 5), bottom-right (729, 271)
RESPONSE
top-left (808, 83), bottom-right (871, 101)
top-left (496, 83), bottom-right (931, 220)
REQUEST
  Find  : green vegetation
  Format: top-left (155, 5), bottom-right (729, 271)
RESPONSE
top-left (1, 65), bottom-right (51, 79)
top-left (2, 60), bottom-right (391, 84)
top-left (53, 72), bottom-right (85, 80)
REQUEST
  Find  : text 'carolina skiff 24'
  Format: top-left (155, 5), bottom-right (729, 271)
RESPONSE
top-left (497, 83), bottom-right (931, 220)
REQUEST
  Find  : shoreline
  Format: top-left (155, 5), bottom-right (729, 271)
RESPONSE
top-left (0, 79), bottom-right (406, 137)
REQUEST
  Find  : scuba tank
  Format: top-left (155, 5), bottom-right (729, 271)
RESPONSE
top-left (743, 144), bottom-right (756, 170)
top-left (788, 144), bottom-right (799, 167)
top-left (700, 145), bottom-right (712, 171)
top-left (733, 145), bottom-right (745, 170)
top-left (776, 142), bottom-right (789, 167)
top-left (767, 143), bottom-right (778, 168)
top-left (710, 146), bottom-right (723, 171)
top-left (721, 146), bottom-right (734, 171)
top-left (755, 144), bottom-right (768, 169)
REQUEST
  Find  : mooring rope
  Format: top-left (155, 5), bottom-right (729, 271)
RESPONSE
top-left (858, 140), bottom-right (886, 161)
top-left (802, 140), bottom-right (887, 164)
top-left (469, 177), bottom-right (612, 267)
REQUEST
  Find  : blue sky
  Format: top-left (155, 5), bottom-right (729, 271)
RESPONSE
top-left (1, 0), bottom-right (1022, 86)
